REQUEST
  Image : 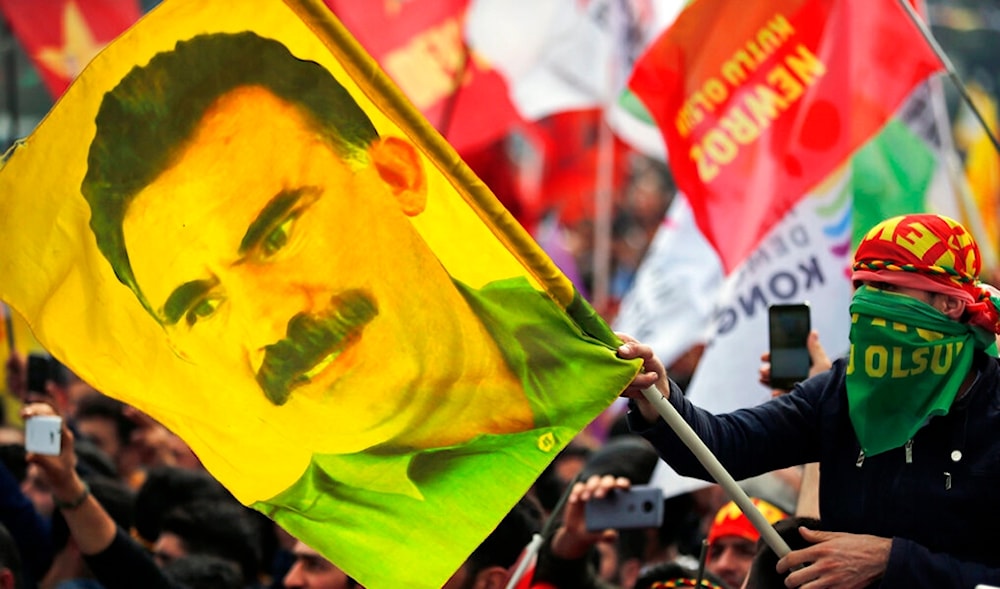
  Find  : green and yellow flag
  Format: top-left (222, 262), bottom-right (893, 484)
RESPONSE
top-left (0, 1), bottom-right (640, 587)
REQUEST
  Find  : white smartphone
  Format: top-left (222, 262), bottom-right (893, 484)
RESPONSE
top-left (25, 415), bottom-right (63, 456)
top-left (584, 485), bottom-right (664, 532)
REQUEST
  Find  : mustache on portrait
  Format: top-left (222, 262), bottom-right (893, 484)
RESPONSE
top-left (255, 289), bottom-right (377, 406)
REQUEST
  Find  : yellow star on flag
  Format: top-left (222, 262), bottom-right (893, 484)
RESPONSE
top-left (34, 1), bottom-right (104, 82)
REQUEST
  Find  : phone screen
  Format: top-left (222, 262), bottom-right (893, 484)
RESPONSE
top-left (768, 303), bottom-right (811, 389)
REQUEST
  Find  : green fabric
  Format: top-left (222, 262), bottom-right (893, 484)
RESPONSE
top-left (846, 286), bottom-right (987, 456)
top-left (252, 277), bottom-right (639, 589)
top-left (851, 118), bottom-right (936, 248)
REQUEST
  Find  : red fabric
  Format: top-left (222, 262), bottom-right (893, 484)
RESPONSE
top-left (527, 109), bottom-right (634, 226)
top-left (324, 0), bottom-right (522, 153)
top-left (852, 214), bottom-right (1000, 334)
top-left (628, 0), bottom-right (944, 274)
top-left (0, 0), bottom-right (140, 98)
top-left (707, 498), bottom-right (788, 545)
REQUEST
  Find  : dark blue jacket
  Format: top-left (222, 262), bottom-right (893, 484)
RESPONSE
top-left (628, 352), bottom-right (1000, 588)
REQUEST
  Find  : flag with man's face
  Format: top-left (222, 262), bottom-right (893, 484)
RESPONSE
top-left (0, 1), bottom-right (640, 587)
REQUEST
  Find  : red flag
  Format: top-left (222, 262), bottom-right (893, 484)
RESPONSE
top-left (629, 0), bottom-right (944, 273)
top-left (526, 109), bottom-right (634, 227)
top-left (324, 0), bottom-right (521, 153)
top-left (0, 0), bottom-right (140, 98)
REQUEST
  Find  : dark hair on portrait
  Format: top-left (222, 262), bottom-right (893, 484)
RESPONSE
top-left (744, 516), bottom-right (823, 589)
top-left (81, 31), bottom-right (381, 317)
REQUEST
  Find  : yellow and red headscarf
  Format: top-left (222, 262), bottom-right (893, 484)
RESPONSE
top-left (852, 214), bottom-right (1000, 335)
top-left (707, 498), bottom-right (788, 546)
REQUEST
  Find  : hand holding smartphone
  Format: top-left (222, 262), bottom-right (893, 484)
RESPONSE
top-left (584, 484), bottom-right (664, 532)
top-left (768, 303), bottom-right (812, 390)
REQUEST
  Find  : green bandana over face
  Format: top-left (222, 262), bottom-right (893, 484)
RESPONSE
top-left (846, 286), bottom-right (989, 456)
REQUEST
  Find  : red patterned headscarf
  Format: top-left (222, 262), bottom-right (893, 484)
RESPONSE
top-left (852, 214), bottom-right (1000, 334)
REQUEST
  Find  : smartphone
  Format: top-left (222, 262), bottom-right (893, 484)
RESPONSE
top-left (25, 415), bottom-right (63, 456)
top-left (768, 303), bottom-right (812, 390)
top-left (584, 484), bottom-right (664, 532)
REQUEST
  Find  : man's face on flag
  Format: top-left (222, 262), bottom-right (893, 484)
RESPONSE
top-left (117, 85), bottom-right (519, 455)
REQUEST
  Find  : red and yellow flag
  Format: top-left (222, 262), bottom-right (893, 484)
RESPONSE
top-left (0, 0), bottom-right (140, 97)
top-left (629, 0), bottom-right (944, 273)
top-left (0, 1), bottom-right (639, 587)
top-left (323, 0), bottom-right (521, 153)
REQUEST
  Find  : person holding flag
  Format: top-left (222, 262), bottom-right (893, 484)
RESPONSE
top-left (619, 214), bottom-right (1000, 588)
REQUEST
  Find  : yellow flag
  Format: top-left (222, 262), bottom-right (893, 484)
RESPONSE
top-left (0, 1), bottom-right (639, 587)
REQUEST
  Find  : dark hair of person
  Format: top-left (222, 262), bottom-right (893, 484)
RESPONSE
top-left (744, 516), bottom-right (823, 589)
top-left (132, 466), bottom-right (233, 544)
top-left (466, 495), bottom-right (543, 574)
top-left (162, 554), bottom-right (243, 589)
top-left (81, 31), bottom-right (381, 317)
top-left (74, 392), bottom-right (138, 449)
top-left (579, 434), bottom-right (659, 483)
top-left (532, 443), bottom-right (592, 513)
top-left (634, 559), bottom-right (727, 589)
top-left (159, 499), bottom-right (262, 585)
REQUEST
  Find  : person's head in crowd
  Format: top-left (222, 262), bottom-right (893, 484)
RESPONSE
top-left (443, 495), bottom-right (543, 589)
top-left (633, 559), bottom-right (727, 589)
top-left (705, 499), bottom-right (788, 589)
top-left (153, 499), bottom-right (262, 586)
top-left (531, 442), bottom-right (591, 515)
top-left (73, 392), bottom-right (140, 481)
top-left (742, 517), bottom-right (822, 589)
top-left (0, 523), bottom-right (21, 589)
top-left (162, 554), bottom-right (244, 589)
top-left (46, 474), bottom-right (135, 588)
top-left (133, 465), bottom-right (232, 545)
top-left (282, 540), bottom-right (360, 589)
top-left (578, 435), bottom-right (662, 588)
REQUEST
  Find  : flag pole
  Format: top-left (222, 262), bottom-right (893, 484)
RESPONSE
top-left (640, 386), bottom-right (793, 557)
top-left (897, 0), bottom-right (1000, 157)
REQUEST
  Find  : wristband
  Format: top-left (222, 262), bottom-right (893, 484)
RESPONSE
top-left (53, 482), bottom-right (90, 510)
